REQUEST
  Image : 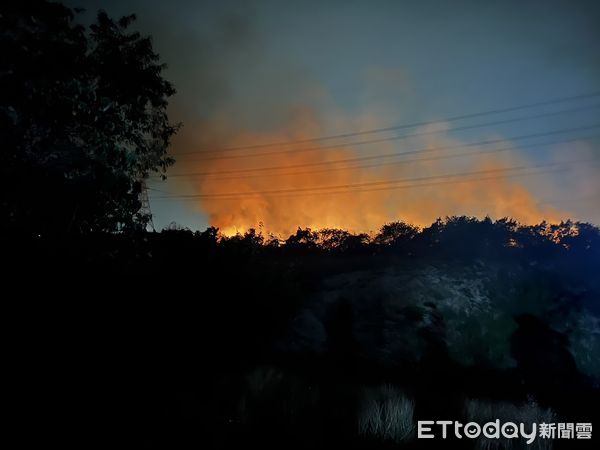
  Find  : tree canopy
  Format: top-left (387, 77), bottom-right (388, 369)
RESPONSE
top-left (0, 1), bottom-right (179, 235)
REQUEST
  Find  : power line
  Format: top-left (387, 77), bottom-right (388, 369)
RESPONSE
top-left (160, 123), bottom-right (600, 178)
top-left (175, 103), bottom-right (600, 161)
top-left (146, 186), bottom-right (172, 195)
top-left (158, 162), bottom-right (573, 198)
top-left (324, 162), bottom-right (598, 199)
top-left (150, 168), bottom-right (567, 201)
top-left (151, 157), bottom-right (599, 200)
top-left (158, 132), bottom-right (600, 182)
top-left (538, 193), bottom-right (600, 208)
top-left (174, 91), bottom-right (600, 156)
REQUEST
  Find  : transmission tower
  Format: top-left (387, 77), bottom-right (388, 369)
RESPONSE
top-left (139, 180), bottom-right (155, 232)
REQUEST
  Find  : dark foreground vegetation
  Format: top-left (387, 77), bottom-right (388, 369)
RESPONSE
top-left (7, 217), bottom-right (600, 448)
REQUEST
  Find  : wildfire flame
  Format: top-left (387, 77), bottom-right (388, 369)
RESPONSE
top-left (172, 111), bottom-right (567, 237)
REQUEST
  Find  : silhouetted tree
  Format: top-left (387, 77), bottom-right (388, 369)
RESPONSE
top-left (285, 228), bottom-right (320, 251)
top-left (373, 221), bottom-right (419, 254)
top-left (0, 1), bottom-right (178, 235)
top-left (318, 228), bottom-right (370, 253)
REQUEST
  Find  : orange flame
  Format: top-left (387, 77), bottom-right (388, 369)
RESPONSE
top-left (173, 112), bottom-right (567, 237)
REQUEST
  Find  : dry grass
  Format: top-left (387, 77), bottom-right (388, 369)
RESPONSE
top-left (357, 384), bottom-right (415, 443)
top-left (464, 398), bottom-right (557, 450)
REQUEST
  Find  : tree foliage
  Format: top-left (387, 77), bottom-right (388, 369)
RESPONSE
top-left (0, 1), bottom-right (178, 234)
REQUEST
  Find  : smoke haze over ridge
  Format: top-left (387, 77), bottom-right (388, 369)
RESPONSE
top-left (68, 0), bottom-right (600, 232)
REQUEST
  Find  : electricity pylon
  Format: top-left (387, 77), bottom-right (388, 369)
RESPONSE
top-left (139, 179), bottom-right (155, 232)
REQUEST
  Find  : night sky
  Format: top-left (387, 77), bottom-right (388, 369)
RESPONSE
top-left (68, 0), bottom-right (600, 233)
